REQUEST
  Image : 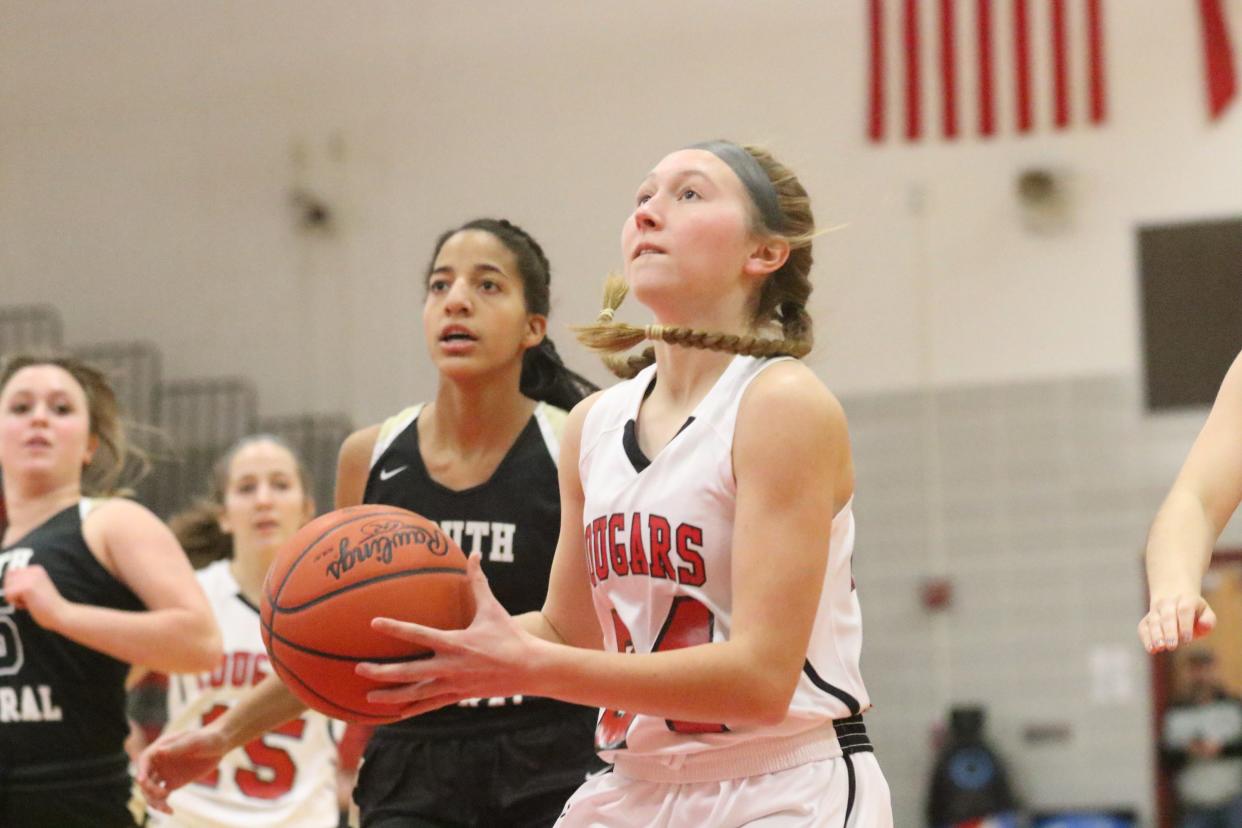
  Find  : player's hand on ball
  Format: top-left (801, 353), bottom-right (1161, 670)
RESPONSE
top-left (136, 727), bottom-right (230, 814)
top-left (2, 565), bottom-right (69, 631)
top-left (1139, 592), bottom-right (1216, 654)
top-left (359, 552), bottom-right (533, 718)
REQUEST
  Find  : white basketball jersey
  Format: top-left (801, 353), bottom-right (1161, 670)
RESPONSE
top-left (579, 355), bottom-right (871, 763)
top-left (150, 560), bottom-right (342, 828)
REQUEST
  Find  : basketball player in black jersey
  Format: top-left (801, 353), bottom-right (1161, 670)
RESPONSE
top-left (139, 219), bottom-right (605, 827)
top-left (0, 355), bottom-right (221, 828)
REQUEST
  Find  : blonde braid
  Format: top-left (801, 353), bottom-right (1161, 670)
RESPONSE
top-left (575, 279), bottom-right (810, 378)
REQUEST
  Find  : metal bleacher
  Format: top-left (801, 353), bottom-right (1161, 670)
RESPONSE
top-left (1, 305), bottom-right (352, 520)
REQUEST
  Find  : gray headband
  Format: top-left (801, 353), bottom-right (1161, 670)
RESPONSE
top-left (689, 140), bottom-right (786, 233)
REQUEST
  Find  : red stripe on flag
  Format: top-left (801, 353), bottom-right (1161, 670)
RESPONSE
top-left (977, 0), bottom-right (995, 135)
top-left (1013, 0), bottom-right (1032, 132)
top-left (1050, 0), bottom-right (1070, 128)
top-left (868, 0), bottom-right (885, 141)
top-left (1086, 0), bottom-right (1106, 123)
top-left (940, 0), bottom-right (959, 138)
top-left (1197, 0), bottom-right (1238, 120)
top-left (904, 0), bottom-right (922, 140)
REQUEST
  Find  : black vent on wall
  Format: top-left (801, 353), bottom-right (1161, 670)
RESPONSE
top-left (1139, 217), bottom-right (1242, 410)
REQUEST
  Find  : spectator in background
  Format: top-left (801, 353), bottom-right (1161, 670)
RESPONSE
top-left (1161, 648), bottom-right (1242, 828)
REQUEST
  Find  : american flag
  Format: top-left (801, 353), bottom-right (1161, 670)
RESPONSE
top-left (866, 0), bottom-right (1108, 142)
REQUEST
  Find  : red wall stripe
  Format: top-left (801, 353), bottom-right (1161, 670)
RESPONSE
top-left (1050, 0), bottom-right (1070, 128)
top-left (868, 0), bottom-right (886, 141)
top-left (1197, 0), bottom-right (1238, 120)
top-left (1085, 0), bottom-right (1106, 123)
top-left (977, 0), bottom-right (995, 136)
top-left (940, 0), bottom-right (959, 138)
top-left (1013, 0), bottom-right (1033, 132)
top-left (904, 0), bottom-right (923, 140)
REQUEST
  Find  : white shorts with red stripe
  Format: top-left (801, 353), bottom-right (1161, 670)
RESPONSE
top-left (554, 750), bottom-right (892, 828)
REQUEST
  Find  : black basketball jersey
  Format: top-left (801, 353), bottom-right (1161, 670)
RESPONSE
top-left (364, 402), bottom-right (589, 735)
top-left (0, 500), bottom-right (143, 781)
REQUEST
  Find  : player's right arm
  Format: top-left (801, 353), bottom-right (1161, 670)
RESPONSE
top-left (1142, 350), bottom-right (1242, 653)
top-left (137, 424), bottom-right (381, 813)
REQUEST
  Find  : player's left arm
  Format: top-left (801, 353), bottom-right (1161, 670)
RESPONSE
top-left (3, 498), bottom-right (221, 672)
top-left (724, 361), bottom-right (851, 719)
top-left (1142, 350), bottom-right (1242, 651)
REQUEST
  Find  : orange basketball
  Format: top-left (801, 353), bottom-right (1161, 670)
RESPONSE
top-left (260, 505), bottom-right (473, 724)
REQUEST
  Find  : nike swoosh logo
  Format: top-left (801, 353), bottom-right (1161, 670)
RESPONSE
top-left (379, 465), bottom-right (408, 481)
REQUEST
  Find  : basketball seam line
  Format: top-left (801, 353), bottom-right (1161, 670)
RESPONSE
top-left (262, 621), bottom-right (436, 663)
top-left (270, 565), bottom-right (466, 613)
top-left (266, 645), bottom-right (406, 723)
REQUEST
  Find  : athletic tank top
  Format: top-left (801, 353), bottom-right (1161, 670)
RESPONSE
top-left (152, 560), bottom-right (341, 828)
top-left (0, 499), bottom-right (143, 780)
top-left (578, 355), bottom-right (872, 761)
top-left (364, 402), bottom-right (595, 735)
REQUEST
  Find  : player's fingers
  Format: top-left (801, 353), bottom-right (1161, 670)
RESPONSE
top-left (356, 657), bottom-right (436, 683)
top-left (1195, 602), bottom-right (1218, 638)
top-left (1138, 616), bottom-right (1155, 652)
top-left (1145, 613), bottom-right (1168, 653)
top-left (364, 678), bottom-right (439, 705)
top-left (369, 617), bottom-right (450, 649)
top-left (136, 768), bottom-right (170, 806)
top-left (1156, 602), bottom-right (1183, 651)
top-left (465, 552), bottom-right (500, 606)
top-left (1176, 600), bottom-right (1199, 645)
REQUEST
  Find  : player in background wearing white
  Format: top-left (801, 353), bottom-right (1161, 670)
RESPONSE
top-left (357, 142), bottom-right (894, 826)
top-left (0, 355), bottom-right (220, 828)
top-left (141, 435), bottom-right (343, 827)
top-left (1142, 350), bottom-right (1242, 654)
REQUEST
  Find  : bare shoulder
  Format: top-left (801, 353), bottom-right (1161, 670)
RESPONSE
top-left (82, 497), bottom-right (181, 573)
top-left (556, 390), bottom-right (608, 484)
top-left (339, 423), bottom-right (382, 468)
top-left (738, 360), bottom-right (848, 440)
top-left (564, 389), bottom-right (607, 441)
top-left (85, 497), bottom-right (165, 536)
top-left (335, 423), bottom-right (383, 509)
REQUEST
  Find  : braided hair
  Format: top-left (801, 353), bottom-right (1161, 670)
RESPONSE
top-left (426, 219), bottom-right (598, 410)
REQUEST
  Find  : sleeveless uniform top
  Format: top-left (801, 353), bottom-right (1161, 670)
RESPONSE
top-left (0, 499), bottom-right (143, 786)
top-left (151, 560), bottom-right (341, 828)
top-left (578, 355), bottom-right (872, 764)
top-left (364, 401), bottom-right (595, 736)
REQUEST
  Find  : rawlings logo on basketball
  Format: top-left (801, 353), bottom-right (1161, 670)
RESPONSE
top-left (325, 520), bottom-right (449, 580)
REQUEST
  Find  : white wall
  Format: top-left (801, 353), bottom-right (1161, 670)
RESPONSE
top-left (5, 1), bottom-right (1239, 424)
top-left (4, 2), bottom-right (1241, 821)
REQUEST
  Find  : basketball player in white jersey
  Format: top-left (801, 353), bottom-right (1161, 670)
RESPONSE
top-left (358, 141), bottom-right (894, 826)
top-left (143, 435), bottom-right (342, 827)
top-left (1142, 349), bottom-right (1242, 654)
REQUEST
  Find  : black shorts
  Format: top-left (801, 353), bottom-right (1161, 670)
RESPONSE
top-left (0, 754), bottom-right (138, 828)
top-left (356, 706), bottom-right (606, 828)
